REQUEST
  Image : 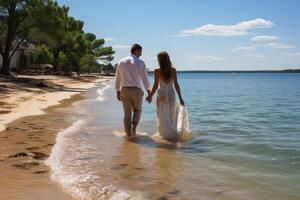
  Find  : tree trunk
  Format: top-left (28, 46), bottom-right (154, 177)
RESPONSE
top-left (1, 4), bottom-right (16, 75)
top-left (52, 48), bottom-right (60, 72)
top-left (1, 32), bottom-right (14, 75)
top-left (1, 52), bottom-right (11, 75)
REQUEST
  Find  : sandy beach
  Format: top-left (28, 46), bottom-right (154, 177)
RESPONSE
top-left (1, 0), bottom-right (300, 199)
top-left (0, 75), bottom-right (111, 132)
top-left (0, 75), bottom-right (109, 200)
top-left (1, 73), bottom-right (299, 200)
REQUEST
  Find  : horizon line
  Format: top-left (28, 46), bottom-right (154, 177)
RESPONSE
top-left (147, 68), bottom-right (300, 73)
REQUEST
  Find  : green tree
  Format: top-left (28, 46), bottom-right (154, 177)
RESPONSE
top-left (84, 33), bottom-right (114, 64)
top-left (79, 33), bottom-right (114, 74)
top-left (0, 0), bottom-right (54, 75)
top-left (103, 63), bottom-right (116, 73)
top-left (65, 30), bottom-right (88, 74)
top-left (80, 54), bottom-right (96, 73)
top-left (33, 44), bottom-right (52, 64)
top-left (1, 0), bottom-right (115, 75)
top-left (25, 3), bottom-right (83, 72)
top-left (57, 51), bottom-right (70, 75)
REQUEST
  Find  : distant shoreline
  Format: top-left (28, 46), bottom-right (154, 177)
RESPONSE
top-left (148, 69), bottom-right (300, 73)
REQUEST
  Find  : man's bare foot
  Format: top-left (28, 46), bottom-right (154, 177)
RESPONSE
top-left (131, 129), bottom-right (136, 135)
top-left (131, 122), bottom-right (137, 134)
top-left (126, 134), bottom-right (131, 138)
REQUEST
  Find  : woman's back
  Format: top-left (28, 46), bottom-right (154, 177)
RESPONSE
top-left (146, 51), bottom-right (188, 142)
top-left (155, 68), bottom-right (178, 141)
top-left (156, 67), bottom-right (175, 86)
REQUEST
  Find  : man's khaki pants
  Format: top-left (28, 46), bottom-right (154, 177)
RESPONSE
top-left (120, 87), bottom-right (144, 136)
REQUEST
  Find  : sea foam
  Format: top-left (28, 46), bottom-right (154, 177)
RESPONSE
top-left (97, 81), bottom-right (112, 102)
top-left (45, 119), bottom-right (133, 200)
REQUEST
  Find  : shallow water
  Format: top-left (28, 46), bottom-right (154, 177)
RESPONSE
top-left (46, 73), bottom-right (300, 200)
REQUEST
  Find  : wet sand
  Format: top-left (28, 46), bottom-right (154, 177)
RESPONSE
top-left (0, 75), bottom-right (110, 132)
top-left (0, 93), bottom-right (85, 200)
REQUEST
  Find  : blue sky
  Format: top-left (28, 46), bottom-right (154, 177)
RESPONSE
top-left (57, 0), bottom-right (300, 70)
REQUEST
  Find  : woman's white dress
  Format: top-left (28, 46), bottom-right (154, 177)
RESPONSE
top-left (156, 79), bottom-right (190, 141)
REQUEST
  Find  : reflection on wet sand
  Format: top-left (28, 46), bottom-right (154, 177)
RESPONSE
top-left (110, 132), bottom-right (186, 199)
top-left (153, 147), bottom-right (183, 200)
top-left (111, 137), bottom-right (148, 196)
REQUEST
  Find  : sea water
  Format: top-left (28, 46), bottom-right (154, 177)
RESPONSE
top-left (46, 73), bottom-right (300, 200)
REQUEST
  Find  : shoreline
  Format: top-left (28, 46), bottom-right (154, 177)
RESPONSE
top-left (0, 75), bottom-right (111, 132)
top-left (0, 76), bottom-right (112, 200)
top-left (0, 94), bottom-right (86, 200)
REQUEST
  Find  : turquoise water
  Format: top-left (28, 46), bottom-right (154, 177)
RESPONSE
top-left (145, 73), bottom-right (300, 168)
top-left (47, 73), bottom-right (300, 200)
top-left (144, 73), bottom-right (300, 168)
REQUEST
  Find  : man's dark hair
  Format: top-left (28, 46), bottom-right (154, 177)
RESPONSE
top-left (131, 43), bottom-right (142, 54)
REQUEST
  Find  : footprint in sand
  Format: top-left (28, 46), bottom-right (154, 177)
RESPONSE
top-left (33, 170), bottom-right (48, 174)
top-left (12, 162), bottom-right (40, 170)
top-left (26, 147), bottom-right (39, 150)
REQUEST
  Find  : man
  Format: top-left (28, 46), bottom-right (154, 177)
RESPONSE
top-left (115, 44), bottom-right (151, 137)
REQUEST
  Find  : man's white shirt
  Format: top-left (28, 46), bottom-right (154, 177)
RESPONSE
top-left (115, 54), bottom-right (151, 91)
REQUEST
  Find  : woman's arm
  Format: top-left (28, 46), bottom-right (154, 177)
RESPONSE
top-left (146, 69), bottom-right (159, 103)
top-left (173, 68), bottom-right (184, 105)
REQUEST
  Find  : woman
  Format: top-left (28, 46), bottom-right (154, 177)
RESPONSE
top-left (146, 51), bottom-right (189, 142)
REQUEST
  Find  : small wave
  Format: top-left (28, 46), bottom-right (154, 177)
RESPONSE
top-left (112, 130), bottom-right (148, 138)
top-left (97, 81), bottom-right (112, 102)
top-left (45, 120), bottom-right (133, 200)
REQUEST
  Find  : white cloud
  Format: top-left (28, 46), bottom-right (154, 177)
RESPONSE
top-left (191, 55), bottom-right (227, 62)
top-left (112, 45), bottom-right (131, 49)
top-left (104, 37), bottom-right (115, 41)
top-left (283, 52), bottom-right (300, 56)
top-left (246, 53), bottom-right (264, 58)
top-left (257, 43), bottom-right (295, 49)
top-left (250, 35), bottom-right (279, 42)
top-left (178, 18), bottom-right (274, 37)
top-left (232, 46), bottom-right (256, 51)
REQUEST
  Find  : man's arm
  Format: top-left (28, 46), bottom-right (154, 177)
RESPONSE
top-left (115, 63), bottom-right (121, 101)
top-left (140, 62), bottom-right (151, 95)
top-left (146, 69), bottom-right (158, 103)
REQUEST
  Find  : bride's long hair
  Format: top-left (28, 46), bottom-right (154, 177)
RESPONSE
top-left (157, 51), bottom-right (172, 80)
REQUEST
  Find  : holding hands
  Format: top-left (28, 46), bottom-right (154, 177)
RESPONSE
top-left (146, 89), bottom-right (152, 103)
top-left (117, 91), bottom-right (121, 101)
top-left (146, 94), bottom-right (152, 103)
